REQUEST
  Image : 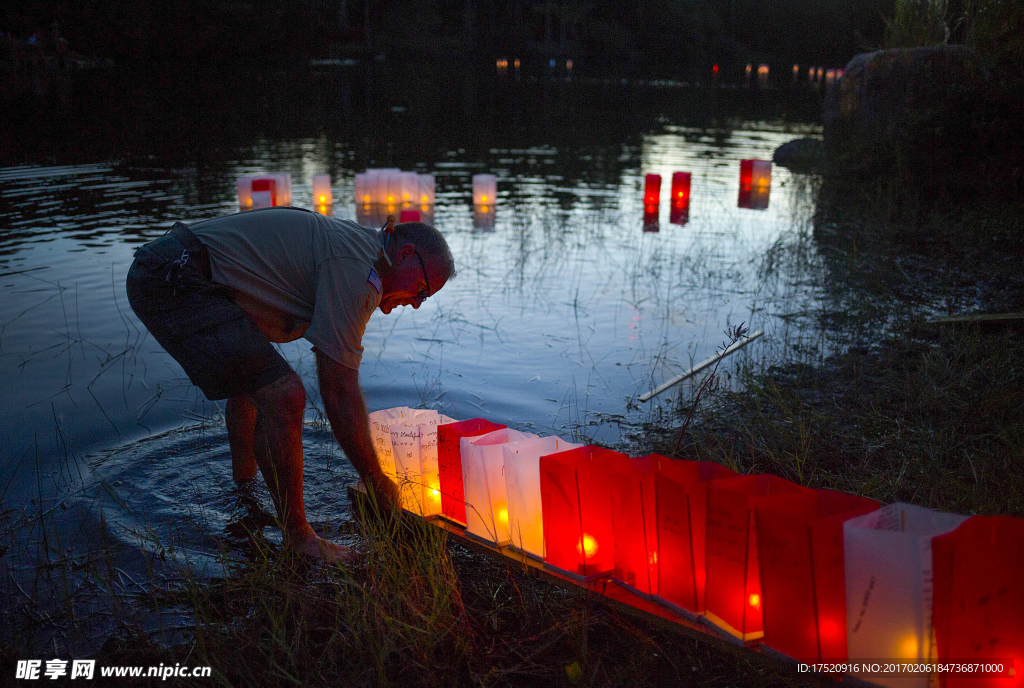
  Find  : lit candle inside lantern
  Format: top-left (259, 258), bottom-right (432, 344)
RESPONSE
top-left (236, 177), bottom-right (253, 209)
top-left (462, 428), bottom-right (539, 545)
top-left (472, 174), bottom-right (497, 206)
top-left (844, 503), bottom-right (968, 687)
top-left (643, 174), bottom-right (661, 206)
top-left (400, 171), bottom-right (418, 205)
top-left (540, 445), bottom-right (625, 581)
top-left (312, 174), bottom-right (332, 207)
top-left (418, 174), bottom-right (436, 205)
top-left (703, 474), bottom-right (809, 642)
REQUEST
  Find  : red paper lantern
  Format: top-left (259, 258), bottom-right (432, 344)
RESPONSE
top-left (643, 174), bottom-right (661, 206)
top-left (756, 490), bottom-right (879, 661)
top-left (399, 209), bottom-right (421, 222)
top-left (704, 474), bottom-right (808, 642)
top-left (540, 446), bottom-right (625, 580)
top-left (437, 418), bottom-right (505, 525)
top-left (933, 516), bottom-right (1024, 687)
top-left (251, 178), bottom-right (277, 207)
top-left (739, 159), bottom-right (754, 188)
top-left (610, 455), bottom-right (658, 596)
top-left (670, 172), bottom-right (691, 208)
top-left (653, 460), bottom-right (737, 616)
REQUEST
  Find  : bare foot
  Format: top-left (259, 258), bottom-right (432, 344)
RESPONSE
top-left (287, 534), bottom-right (359, 564)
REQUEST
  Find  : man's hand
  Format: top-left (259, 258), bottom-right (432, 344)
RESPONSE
top-left (315, 349), bottom-right (399, 513)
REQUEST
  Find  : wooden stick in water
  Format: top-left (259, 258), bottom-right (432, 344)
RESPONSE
top-left (639, 330), bottom-right (764, 402)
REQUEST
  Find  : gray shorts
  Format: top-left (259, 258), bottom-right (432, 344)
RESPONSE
top-left (125, 222), bottom-right (293, 400)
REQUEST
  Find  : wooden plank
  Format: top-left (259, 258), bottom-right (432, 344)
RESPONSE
top-left (923, 312), bottom-right (1024, 326)
top-left (639, 330), bottom-right (764, 402)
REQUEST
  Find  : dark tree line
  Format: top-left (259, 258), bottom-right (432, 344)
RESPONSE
top-left (3, 0), bottom-right (894, 75)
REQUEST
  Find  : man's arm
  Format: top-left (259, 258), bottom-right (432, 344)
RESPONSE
top-left (315, 349), bottom-right (399, 509)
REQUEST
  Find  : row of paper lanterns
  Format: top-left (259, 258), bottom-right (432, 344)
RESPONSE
top-left (369, 407), bottom-right (1021, 688)
top-left (643, 158), bottom-right (773, 228)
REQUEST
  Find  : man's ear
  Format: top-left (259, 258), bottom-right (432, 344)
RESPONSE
top-left (395, 243), bottom-right (416, 264)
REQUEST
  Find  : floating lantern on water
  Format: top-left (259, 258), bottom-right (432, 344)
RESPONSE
top-left (514, 58), bottom-right (520, 69)
top-left (237, 174), bottom-right (293, 209)
top-left (653, 460), bottom-right (736, 616)
top-left (399, 171), bottom-right (418, 205)
top-left (540, 446), bottom-right (626, 580)
top-left (437, 419), bottom-right (506, 526)
top-left (703, 474), bottom-right (809, 642)
top-left (843, 503), bottom-right (968, 688)
top-left (817, 67), bottom-right (824, 83)
top-left (496, 58), bottom-right (508, 71)
top-left (792, 64), bottom-right (799, 84)
top-left (566, 59), bottom-right (572, 71)
top-left (756, 490), bottom-right (879, 662)
top-left (670, 171), bottom-right (690, 224)
top-left (757, 64), bottom-right (769, 87)
top-left (738, 159), bottom-right (771, 210)
top-left (503, 436), bottom-right (582, 559)
top-left (461, 428), bottom-right (539, 545)
top-left (399, 209), bottom-right (421, 222)
top-left (354, 173), bottom-right (369, 205)
top-left (933, 516), bottom-right (1024, 687)
top-left (825, 69), bottom-right (836, 87)
top-left (472, 174), bottom-right (497, 207)
top-left (713, 64), bottom-right (719, 80)
top-left (643, 174), bottom-right (661, 206)
top-left (418, 174), bottom-right (436, 206)
top-left (745, 64), bottom-right (752, 84)
top-left (312, 174), bottom-right (332, 207)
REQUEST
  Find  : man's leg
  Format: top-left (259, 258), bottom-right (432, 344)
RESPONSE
top-left (248, 372), bottom-right (353, 561)
top-left (226, 397), bottom-right (258, 482)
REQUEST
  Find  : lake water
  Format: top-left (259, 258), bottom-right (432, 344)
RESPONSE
top-left (0, 64), bottom-right (830, 652)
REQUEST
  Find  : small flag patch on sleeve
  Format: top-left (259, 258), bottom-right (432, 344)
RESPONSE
top-left (367, 268), bottom-right (383, 294)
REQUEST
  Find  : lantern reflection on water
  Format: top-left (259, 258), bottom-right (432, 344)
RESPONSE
top-left (755, 490), bottom-right (879, 662)
top-left (437, 419), bottom-right (506, 526)
top-left (503, 436), bottom-right (582, 559)
top-left (653, 460), bottom-right (737, 617)
top-left (312, 174), bottom-right (332, 207)
top-left (540, 446), bottom-right (626, 580)
top-left (843, 503), bottom-right (968, 688)
top-left (462, 428), bottom-right (539, 545)
top-left (933, 516), bottom-right (1024, 687)
top-left (703, 474), bottom-right (809, 642)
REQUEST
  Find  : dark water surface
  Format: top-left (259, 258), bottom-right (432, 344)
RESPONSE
top-left (1, 64), bottom-right (833, 651)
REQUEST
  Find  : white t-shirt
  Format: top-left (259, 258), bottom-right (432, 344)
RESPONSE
top-left (190, 207), bottom-right (383, 371)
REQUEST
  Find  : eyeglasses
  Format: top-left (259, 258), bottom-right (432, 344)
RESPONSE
top-left (414, 251), bottom-right (432, 302)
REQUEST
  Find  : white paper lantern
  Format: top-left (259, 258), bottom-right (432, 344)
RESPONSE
top-left (236, 177), bottom-right (253, 208)
top-left (355, 173), bottom-right (370, 205)
top-left (312, 174), bottom-right (332, 207)
top-left (368, 407), bottom-right (413, 484)
top-left (844, 503), bottom-right (968, 688)
top-left (472, 174), bottom-right (497, 206)
top-left (502, 436), bottom-right (582, 559)
top-left (388, 410), bottom-right (456, 516)
top-left (399, 171), bottom-right (418, 205)
top-left (461, 428), bottom-right (538, 545)
top-left (417, 174), bottom-right (436, 206)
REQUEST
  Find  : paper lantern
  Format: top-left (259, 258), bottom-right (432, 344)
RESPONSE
top-left (817, 67), bottom-right (824, 83)
top-left (368, 406), bottom-right (414, 484)
top-left (756, 490), bottom-right (879, 662)
top-left (844, 503), bottom-right (968, 688)
top-left (540, 445), bottom-right (626, 580)
top-left (670, 172), bottom-right (691, 208)
top-left (461, 428), bottom-right (539, 545)
top-left (236, 177), bottom-right (253, 208)
top-left (417, 174), bottom-right (436, 205)
top-left (745, 64), bottom-right (752, 82)
top-left (610, 455), bottom-right (659, 596)
top-left (437, 419), bottom-right (506, 526)
top-left (757, 64), bottom-right (769, 87)
top-left (703, 474), bottom-right (809, 642)
top-left (472, 174), bottom-right (497, 206)
top-left (933, 516), bottom-right (1024, 687)
top-left (399, 171), bottom-right (418, 205)
top-left (643, 174), bottom-right (661, 206)
top-left (252, 178), bottom-right (276, 208)
top-left (653, 460), bottom-right (737, 616)
top-left (792, 64), bottom-right (799, 83)
top-left (502, 436), bottom-right (582, 559)
top-left (312, 174), bottom-right (332, 207)
top-left (389, 410), bottom-right (455, 516)
top-left (355, 172), bottom-right (369, 205)
top-left (399, 209), bottom-right (420, 222)
top-left (738, 160), bottom-right (771, 210)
